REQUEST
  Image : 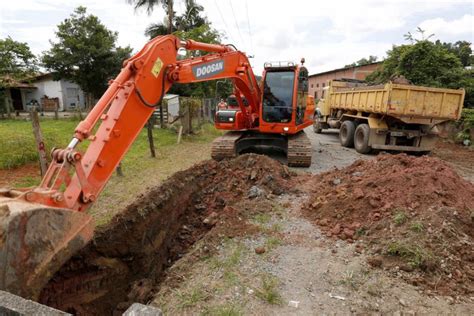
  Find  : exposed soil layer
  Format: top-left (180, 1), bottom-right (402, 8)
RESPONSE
top-left (0, 163), bottom-right (40, 186)
top-left (38, 154), bottom-right (292, 315)
top-left (301, 153), bottom-right (474, 296)
top-left (432, 140), bottom-right (474, 182)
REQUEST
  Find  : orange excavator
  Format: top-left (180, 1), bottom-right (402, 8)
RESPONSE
top-left (0, 35), bottom-right (313, 299)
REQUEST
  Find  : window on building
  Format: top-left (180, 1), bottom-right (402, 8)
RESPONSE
top-left (311, 84), bottom-right (313, 88)
top-left (322, 83), bottom-right (325, 87)
top-left (314, 91), bottom-right (318, 99)
top-left (316, 83), bottom-right (319, 88)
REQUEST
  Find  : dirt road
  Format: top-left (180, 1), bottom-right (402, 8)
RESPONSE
top-left (304, 127), bottom-right (371, 174)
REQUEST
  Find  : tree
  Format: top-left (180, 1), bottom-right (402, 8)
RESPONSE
top-left (435, 40), bottom-right (473, 67)
top-left (366, 37), bottom-right (473, 108)
top-left (345, 55), bottom-right (378, 68)
top-left (0, 37), bottom-right (38, 79)
top-left (129, 0), bottom-right (176, 34)
top-left (366, 41), bottom-right (464, 87)
top-left (144, 0), bottom-right (205, 38)
top-left (42, 7), bottom-right (132, 107)
top-left (0, 37), bottom-right (38, 115)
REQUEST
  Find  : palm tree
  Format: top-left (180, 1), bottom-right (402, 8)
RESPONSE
top-left (128, 0), bottom-right (175, 34)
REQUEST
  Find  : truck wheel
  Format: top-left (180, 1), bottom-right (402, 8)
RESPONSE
top-left (313, 120), bottom-right (323, 134)
top-left (339, 121), bottom-right (355, 147)
top-left (354, 123), bottom-right (372, 154)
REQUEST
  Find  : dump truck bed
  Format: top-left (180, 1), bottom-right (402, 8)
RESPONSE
top-left (329, 82), bottom-right (465, 124)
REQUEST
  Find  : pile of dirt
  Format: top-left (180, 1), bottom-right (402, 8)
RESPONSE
top-left (39, 154), bottom-right (292, 315)
top-left (302, 153), bottom-right (474, 296)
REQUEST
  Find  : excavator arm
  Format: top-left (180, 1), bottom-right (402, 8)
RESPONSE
top-left (0, 35), bottom-right (261, 299)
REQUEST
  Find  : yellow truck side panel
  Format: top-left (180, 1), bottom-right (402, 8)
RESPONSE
top-left (328, 82), bottom-right (464, 123)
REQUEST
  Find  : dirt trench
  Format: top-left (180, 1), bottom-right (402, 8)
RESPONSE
top-left (38, 155), bottom-right (292, 315)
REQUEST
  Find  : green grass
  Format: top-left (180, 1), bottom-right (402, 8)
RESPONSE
top-left (0, 118), bottom-right (222, 170)
top-left (0, 118), bottom-right (81, 169)
top-left (410, 221), bottom-right (424, 233)
top-left (386, 241), bottom-right (432, 269)
top-left (393, 210), bottom-right (408, 226)
top-left (202, 304), bottom-right (243, 316)
top-left (176, 287), bottom-right (210, 309)
top-left (255, 275), bottom-right (282, 305)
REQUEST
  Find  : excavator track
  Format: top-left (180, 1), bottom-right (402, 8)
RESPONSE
top-left (211, 131), bottom-right (243, 160)
top-left (287, 131), bottom-right (312, 167)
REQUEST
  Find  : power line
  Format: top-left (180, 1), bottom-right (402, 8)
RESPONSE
top-left (244, 0), bottom-right (253, 54)
top-left (214, 0), bottom-right (236, 44)
top-left (228, 0), bottom-right (247, 51)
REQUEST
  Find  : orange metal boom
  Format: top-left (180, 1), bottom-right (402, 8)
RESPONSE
top-left (20, 35), bottom-right (261, 213)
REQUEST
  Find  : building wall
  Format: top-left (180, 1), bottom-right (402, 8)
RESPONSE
top-left (308, 63), bottom-right (380, 101)
top-left (24, 76), bottom-right (85, 111)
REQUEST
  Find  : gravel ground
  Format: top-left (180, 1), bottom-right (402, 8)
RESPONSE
top-left (303, 127), bottom-right (372, 174)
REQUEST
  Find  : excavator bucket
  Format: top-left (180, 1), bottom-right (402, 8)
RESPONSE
top-left (0, 190), bottom-right (94, 300)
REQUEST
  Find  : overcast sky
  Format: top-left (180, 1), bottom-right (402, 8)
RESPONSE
top-left (1, 0), bottom-right (472, 75)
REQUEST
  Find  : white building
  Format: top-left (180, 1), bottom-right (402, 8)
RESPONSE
top-left (24, 73), bottom-right (85, 111)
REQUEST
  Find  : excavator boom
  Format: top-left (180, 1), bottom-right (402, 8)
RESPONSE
top-left (0, 35), bottom-right (261, 299)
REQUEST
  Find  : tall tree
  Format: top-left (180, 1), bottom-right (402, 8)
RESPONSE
top-left (0, 37), bottom-right (38, 115)
top-left (0, 37), bottom-right (38, 79)
top-left (345, 55), bottom-right (378, 68)
top-left (129, 0), bottom-right (176, 34)
top-left (42, 6), bottom-right (132, 107)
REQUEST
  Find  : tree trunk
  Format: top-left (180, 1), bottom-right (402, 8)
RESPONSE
top-left (30, 109), bottom-right (48, 176)
top-left (147, 117), bottom-right (156, 158)
top-left (168, 0), bottom-right (174, 34)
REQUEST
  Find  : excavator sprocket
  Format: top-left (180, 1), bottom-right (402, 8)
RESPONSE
top-left (287, 131), bottom-right (312, 167)
top-left (0, 189), bottom-right (94, 300)
top-left (211, 131), bottom-right (243, 161)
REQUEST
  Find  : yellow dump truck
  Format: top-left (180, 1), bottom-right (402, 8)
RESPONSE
top-left (313, 80), bottom-right (465, 153)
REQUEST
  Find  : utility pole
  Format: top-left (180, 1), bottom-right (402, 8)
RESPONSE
top-left (29, 108), bottom-right (48, 176)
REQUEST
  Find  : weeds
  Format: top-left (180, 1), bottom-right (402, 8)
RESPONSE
top-left (264, 236), bottom-right (282, 251)
top-left (253, 213), bottom-right (271, 225)
top-left (393, 210), bottom-right (408, 226)
top-left (202, 303), bottom-right (243, 316)
top-left (255, 275), bottom-right (282, 305)
top-left (410, 221), bottom-right (424, 233)
top-left (386, 241), bottom-right (432, 268)
top-left (176, 288), bottom-right (210, 309)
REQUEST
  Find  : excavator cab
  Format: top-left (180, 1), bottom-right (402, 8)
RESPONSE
top-left (260, 60), bottom-right (310, 133)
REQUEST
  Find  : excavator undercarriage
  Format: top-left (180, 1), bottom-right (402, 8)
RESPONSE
top-left (211, 131), bottom-right (312, 167)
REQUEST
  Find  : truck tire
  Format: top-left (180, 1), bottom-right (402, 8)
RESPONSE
top-left (313, 120), bottom-right (323, 133)
top-left (339, 120), bottom-right (355, 147)
top-left (354, 123), bottom-right (372, 154)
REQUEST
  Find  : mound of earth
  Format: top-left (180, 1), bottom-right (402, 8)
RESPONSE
top-left (302, 153), bottom-right (474, 296)
top-left (39, 154), bottom-right (293, 315)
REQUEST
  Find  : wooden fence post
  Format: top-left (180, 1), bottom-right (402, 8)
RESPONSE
top-left (116, 162), bottom-right (124, 176)
top-left (147, 117), bottom-right (156, 158)
top-left (30, 109), bottom-right (48, 176)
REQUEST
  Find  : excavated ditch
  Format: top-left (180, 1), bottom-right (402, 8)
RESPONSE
top-left (38, 155), bottom-right (292, 315)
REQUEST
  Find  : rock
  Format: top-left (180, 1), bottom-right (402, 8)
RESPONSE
top-left (250, 170), bottom-right (258, 180)
top-left (255, 246), bottom-right (266, 254)
top-left (400, 264), bottom-right (414, 272)
top-left (343, 228), bottom-right (355, 239)
top-left (368, 198), bottom-right (379, 208)
top-left (371, 212), bottom-right (381, 221)
top-left (288, 300), bottom-right (299, 308)
top-left (123, 303), bottom-right (163, 316)
top-left (398, 298), bottom-right (407, 306)
top-left (454, 269), bottom-right (462, 279)
top-left (330, 223), bottom-right (341, 235)
top-left (353, 188), bottom-right (364, 199)
top-left (333, 178), bottom-right (342, 185)
top-left (367, 256), bottom-right (383, 268)
top-left (319, 218), bottom-right (329, 226)
top-left (203, 212), bottom-right (218, 227)
top-left (446, 296), bottom-right (455, 305)
top-left (248, 186), bottom-right (264, 198)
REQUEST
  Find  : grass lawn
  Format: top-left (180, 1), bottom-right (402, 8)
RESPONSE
top-left (0, 117), bottom-right (222, 226)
